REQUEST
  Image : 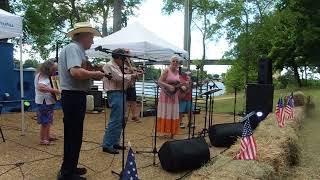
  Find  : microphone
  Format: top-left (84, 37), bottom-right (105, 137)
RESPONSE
top-left (95, 46), bottom-right (102, 51)
top-left (94, 46), bottom-right (110, 52)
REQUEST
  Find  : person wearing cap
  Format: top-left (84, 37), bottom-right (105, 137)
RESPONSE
top-left (101, 48), bottom-right (142, 154)
top-left (57, 22), bottom-right (105, 180)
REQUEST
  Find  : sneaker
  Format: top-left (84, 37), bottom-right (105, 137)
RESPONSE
top-left (179, 123), bottom-right (185, 129)
top-left (102, 147), bottom-right (119, 154)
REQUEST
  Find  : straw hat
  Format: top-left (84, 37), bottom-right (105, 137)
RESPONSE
top-left (67, 22), bottom-right (101, 38)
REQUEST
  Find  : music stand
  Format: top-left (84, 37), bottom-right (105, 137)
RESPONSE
top-left (0, 104), bottom-right (5, 142)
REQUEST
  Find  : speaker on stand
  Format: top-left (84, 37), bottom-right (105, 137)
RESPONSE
top-left (258, 57), bottom-right (273, 84)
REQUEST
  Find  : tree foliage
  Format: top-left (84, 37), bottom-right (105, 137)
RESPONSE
top-left (23, 59), bottom-right (39, 68)
top-left (10, 0), bottom-right (142, 60)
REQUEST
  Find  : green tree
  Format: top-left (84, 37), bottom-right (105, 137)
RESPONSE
top-left (144, 66), bottom-right (161, 80)
top-left (12, 0), bottom-right (142, 60)
top-left (23, 59), bottom-right (39, 68)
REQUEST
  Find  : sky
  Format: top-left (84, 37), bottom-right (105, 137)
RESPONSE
top-left (128, 0), bottom-right (231, 74)
top-left (16, 0), bottom-right (231, 75)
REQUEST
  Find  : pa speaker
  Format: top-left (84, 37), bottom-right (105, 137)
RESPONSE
top-left (258, 58), bottom-right (272, 84)
top-left (158, 137), bottom-right (210, 172)
top-left (88, 90), bottom-right (103, 111)
top-left (246, 83), bottom-right (274, 129)
top-left (209, 123), bottom-right (243, 147)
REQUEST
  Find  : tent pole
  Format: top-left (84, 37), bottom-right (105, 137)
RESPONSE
top-left (19, 37), bottom-right (25, 136)
top-left (141, 61), bottom-right (145, 118)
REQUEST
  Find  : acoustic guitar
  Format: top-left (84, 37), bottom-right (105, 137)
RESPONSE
top-left (49, 75), bottom-right (61, 101)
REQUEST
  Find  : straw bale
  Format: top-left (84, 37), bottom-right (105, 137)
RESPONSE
top-left (293, 91), bottom-right (306, 106)
top-left (192, 107), bottom-right (305, 179)
top-left (190, 155), bottom-right (274, 180)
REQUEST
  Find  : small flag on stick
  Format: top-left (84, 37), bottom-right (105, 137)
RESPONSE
top-left (275, 97), bottom-right (285, 128)
top-left (235, 120), bottom-right (257, 160)
top-left (285, 92), bottom-right (295, 120)
top-left (121, 143), bottom-right (139, 180)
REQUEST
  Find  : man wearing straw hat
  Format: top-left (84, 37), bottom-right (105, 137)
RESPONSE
top-left (57, 22), bottom-right (104, 180)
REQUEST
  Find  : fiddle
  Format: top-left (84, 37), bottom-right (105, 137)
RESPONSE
top-left (81, 60), bottom-right (112, 80)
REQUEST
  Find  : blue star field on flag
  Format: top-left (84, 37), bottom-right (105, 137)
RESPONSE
top-left (121, 147), bottom-right (139, 180)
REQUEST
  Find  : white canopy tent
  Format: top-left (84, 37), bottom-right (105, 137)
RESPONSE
top-left (87, 22), bottom-right (188, 61)
top-left (0, 9), bottom-right (25, 135)
top-left (87, 22), bottom-right (188, 116)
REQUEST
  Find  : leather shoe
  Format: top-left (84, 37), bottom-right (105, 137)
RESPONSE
top-left (76, 167), bottom-right (87, 175)
top-left (57, 171), bottom-right (86, 180)
top-left (102, 147), bottom-right (119, 154)
top-left (113, 144), bottom-right (126, 150)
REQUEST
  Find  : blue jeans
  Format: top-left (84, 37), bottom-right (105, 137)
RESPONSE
top-left (102, 91), bottom-right (126, 148)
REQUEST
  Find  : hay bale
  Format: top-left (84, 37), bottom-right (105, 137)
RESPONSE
top-left (192, 107), bottom-right (305, 179)
top-left (293, 91), bottom-right (306, 106)
top-left (190, 155), bottom-right (275, 180)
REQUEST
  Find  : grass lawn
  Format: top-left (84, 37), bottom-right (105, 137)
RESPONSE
top-left (213, 87), bottom-right (319, 114)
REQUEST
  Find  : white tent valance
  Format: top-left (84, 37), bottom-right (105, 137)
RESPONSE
top-left (86, 22), bottom-right (188, 61)
top-left (0, 9), bottom-right (23, 39)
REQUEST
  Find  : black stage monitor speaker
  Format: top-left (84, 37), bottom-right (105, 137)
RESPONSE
top-left (246, 83), bottom-right (274, 129)
top-left (158, 137), bottom-right (210, 172)
top-left (258, 57), bottom-right (272, 84)
top-left (209, 123), bottom-right (243, 147)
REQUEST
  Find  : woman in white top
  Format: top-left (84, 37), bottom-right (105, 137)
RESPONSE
top-left (34, 59), bottom-right (60, 145)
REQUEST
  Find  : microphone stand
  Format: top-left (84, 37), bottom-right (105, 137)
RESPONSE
top-left (191, 65), bottom-right (200, 138)
top-left (95, 46), bottom-right (158, 169)
top-left (234, 87), bottom-right (237, 123)
top-left (174, 52), bottom-right (195, 139)
top-left (110, 55), bottom-right (126, 178)
top-left (136, 82), bottom-right (159, 166)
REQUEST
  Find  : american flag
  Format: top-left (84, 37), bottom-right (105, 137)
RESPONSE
top-left (285, 93), bottom-right (295, 120)
top-left (121, 146), bottom-right (139, 180)
top-left (275, 97), bottom-right (285, 128)
top-left (235, 120), bottom-right (257, 160)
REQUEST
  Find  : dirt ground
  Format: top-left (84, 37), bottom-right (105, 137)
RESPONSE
top-left (0, 109), bottom-right (237, 180)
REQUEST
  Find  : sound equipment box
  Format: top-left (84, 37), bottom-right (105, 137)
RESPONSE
top-left (88, 90), bottom-right (103, 111)
top-left (246, 83), bottom-right (274, 129)
top-left (258, 57), bottom-right (272, 84)
top-left (158, 137), bottom-right (210, 172)
top-left (209, 123), bottom-right (243, 147)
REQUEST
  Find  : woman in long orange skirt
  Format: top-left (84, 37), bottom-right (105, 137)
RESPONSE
top-left (156, 56), bottom-right (180, 138)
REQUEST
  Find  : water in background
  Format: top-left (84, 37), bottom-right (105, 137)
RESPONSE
top-left (94, 81), bottom-right (225, 97)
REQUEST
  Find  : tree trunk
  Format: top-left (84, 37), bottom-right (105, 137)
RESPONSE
top-left (305, 65), bottom-right (307, 86)
top-left (113, 0), bottom-right (123, 33)
top-left (292, 64), bottom-right (302, 87)
top-left (0, 0), bottom-right (10, 11)
top-left (69, 0), bottom-right (81, 22)
top-left (102, 4), bottom-right (110, 36)
top-left (183, 0), bottom-right (192, 69)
